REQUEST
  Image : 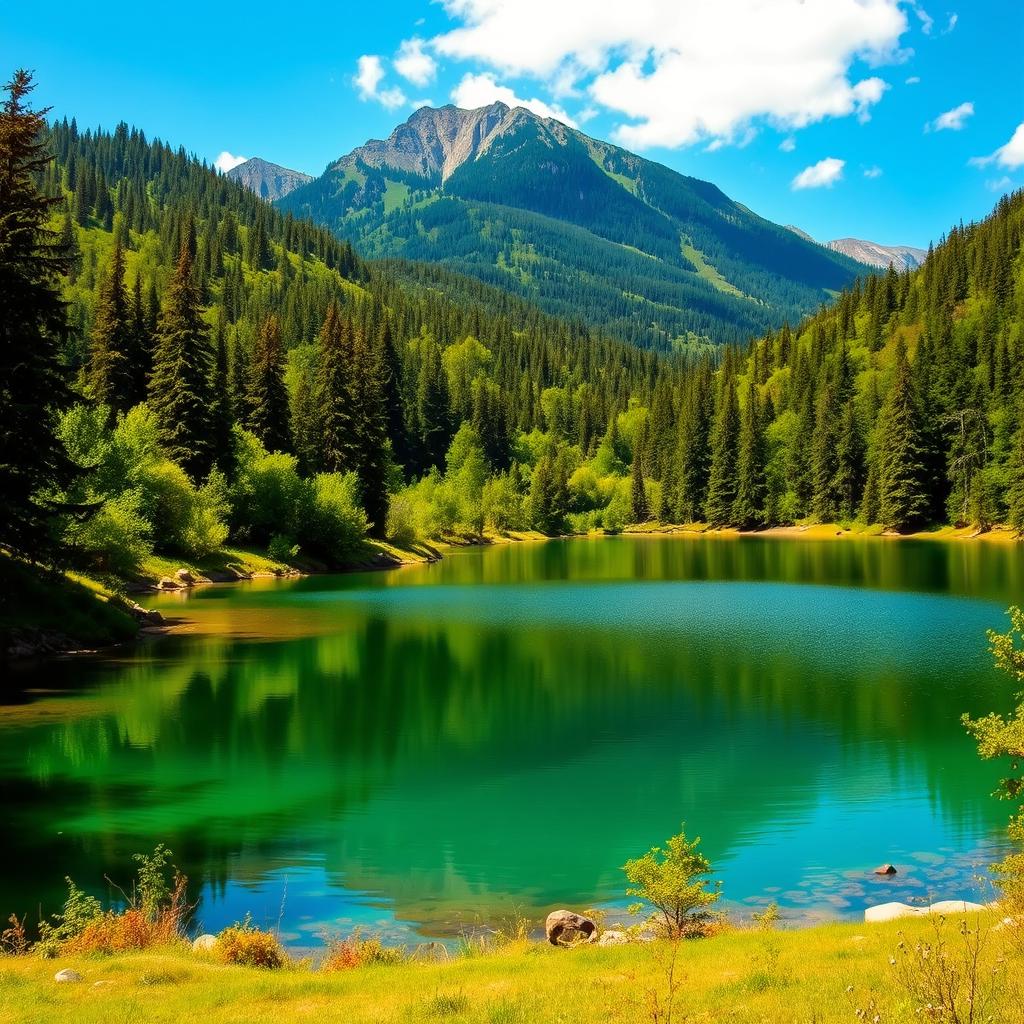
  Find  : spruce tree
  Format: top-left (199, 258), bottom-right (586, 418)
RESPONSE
top-left (316, 303), bottom-right (356, 472)
top-left (148, 239), bottom-right (215, 479)
top-left (351, 323), bottom-right (390, 537)
top-left (630, 451), bottom-right (650, 523)
top-left (876, 343), bottom-right (929, 530)
top-left (87, 236), bottom-right (133, 413)
top-left (834, 401), bottom-right (865, 520)
top-left (209, 312), bottom-right (234, 476)
top-left (0, 70), bottom-right (78, 558)
top-left (704, 374), bottom-right (740, 527)
top-left (246, 314), bottom-right (291, 453)
top-left (1006, 408), bottom-right (1024, 533)
top-left (417, 336), bottom-right (451, 472)
top-left (676, 361), bottom-right (713, 521)
top-left (733, 380), bottom-right (766, 527)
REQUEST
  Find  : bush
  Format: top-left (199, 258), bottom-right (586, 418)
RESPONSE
top-left (302, 472), bottom-right (368, 561)
top-left (267, 533), bottom-right (300, 562)
top-left (215, 918), bottom-right (285, 969)
top-left (623, 825), bottom-right (722, 938)
top-left (321, 930), bottom-right (405, 972)
top-left (386, 490), bottom-right (419, 547)
top-left (70, 488), bottom-right (153, 574)
top-left (230, 430), bottom-right (307, 544)
top-left (35, 878), bottom-right (102, 958)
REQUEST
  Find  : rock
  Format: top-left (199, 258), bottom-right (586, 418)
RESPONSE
top-left (545, 910), bottom-right (597, 946)
top-left (174, 568), bottom-right (195, 584)
top-left (144, 609), bottom-right (165, 625)
top-left (865, 899), bottom-right (988, 923)
top-left (54, 969), bottom-right (83, 983)
top-left (157, 577), bottom-right (181, 590)
top-left (865, 902), bottom-right (921, 923)
top-left (92, 980), bottom-right (113, 988)
top-left (192, 933), bottom-right (218, 952)
top-left (597, 929), bottom-right (629, 947)
top-left (928, 900), bottom-right (986, 915)
top-left (873, 864), bottom-right (897, 875)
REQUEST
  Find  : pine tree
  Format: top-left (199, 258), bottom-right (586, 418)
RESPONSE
top-left (246, 314), bottom-right (291, 453)
top-left (0, 70), bottom-right (78, 557)
top-left (676, 361), bottom-right (713, 521)
top-left (834, 401), bottom-right (865, 520)
top-left (148, 239), bottom-right (215, 479)
top-left (87, 236), bottom-right (133, 412)
top-left (1006, 407), bottom-right (1024, 533)
top-left (417, 335), bottom-right (451, 472)
top-left (704, 374), bottom-right (740, 527)
top-left (876, 343), bottom-right (929, 530)
top-left (733, 380), bottom-right (766, 527)
top-left (316, 303), bottom-right (356, 472)
top-left (351, 323), bottom-right (390, 537)
top-left (630, 451), bottom-right (650, 522)
top-left (209, 312), bottom-right (234, 476)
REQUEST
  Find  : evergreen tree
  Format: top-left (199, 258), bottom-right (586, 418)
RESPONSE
top-left (676, 361), bottom-right (713, 521)
top-left (87, 236), bottom-right (133, 412)
top-left (834, 401), bottom-right (865, 520)
top-left (316, 303), bottom-right (356, 473)
top-left (148, 239), bottom-right (215, 479)
top-left (630, 451), bottom-right (650, 522)
top-left (246, 314), bottom-right (291, 453)
top-left (0, 70), bottom-right (78, 557)
top-left (876, 343), bottom-right (929, 530)
top-left (1006, 408), bottom-right (1024, 533)
top-left (351, 323), bottom-right (390, 537)
top-left (704, 374), bottom-right (740, 527)
top-left (733, 380), bottom-right (767, 527)
top-left (416, 335), bottom-right (451, 472)
top-left (209, 312), bottom-right (234, 476)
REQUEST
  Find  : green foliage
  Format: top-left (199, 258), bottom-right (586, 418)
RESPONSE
top-left (623, 825), bottom-right (722, 937)
top-left (36, 878), bottom-right (101, 958)
top-left (132, 844), bottom-right (173, 922)
top-left (304, 472), bottom-right (369, 560)
top-left (68, 488), bottom-right (152, 574)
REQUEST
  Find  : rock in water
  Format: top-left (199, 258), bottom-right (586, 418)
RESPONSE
top-left (54, 969), bottom-right (83, 983)
top-left (192, 933), bottom-right (218, 952)
top-left (545, 910), bottom-right (596, 945)
top-left (873, 863), bottom-right (897, 875)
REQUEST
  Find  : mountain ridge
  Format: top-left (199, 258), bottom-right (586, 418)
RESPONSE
top-left (227, 157), bottom-right (312, 202)
top-left (279, 103), bottom-right (865, 351)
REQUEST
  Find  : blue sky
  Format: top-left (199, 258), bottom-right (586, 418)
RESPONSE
top-left (2, 1), bottom-right (1021, 248)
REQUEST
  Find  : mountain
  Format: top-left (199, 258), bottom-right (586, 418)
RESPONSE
top-left (278, 103), bottom-right (865, 352)
top-left (227, 157), bottom-right (312, 201)
top-left (826, 237), bottom-right (928, 271)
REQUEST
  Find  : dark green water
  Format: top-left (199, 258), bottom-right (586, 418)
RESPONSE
top-left (2, 536), bottom-right (1022, 944)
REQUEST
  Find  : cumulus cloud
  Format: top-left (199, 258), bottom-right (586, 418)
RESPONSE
top-left (394, 38), bottom-right (437, 87)
top-left (926, 101), bottom-right (974, 132)
top-left (451, 72), bottom-right (577, 127)
top-left (792, 157), bottom-right (845, 190)
top-left (427, 0), bottom-right (908, 149)
top-left (215, 151), bottom-right (248, 173)
top-left (355, 54), bottom-right (408, 109)
top-left (971, 123), bottom-right (1024, 169)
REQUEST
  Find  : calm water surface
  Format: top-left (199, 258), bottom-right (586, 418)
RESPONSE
top-left (3, 536), bottom-right (1022, 944)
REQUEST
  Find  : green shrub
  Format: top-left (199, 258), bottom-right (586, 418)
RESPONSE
top-left (70, 488), bottom-right (153, 573)
top-left (386, 491), bottom-right (419, 546)
top-left (302, 472), bottom-right (368, 561)
top-left (36, 878), bottom-right (102, 958)
top-left (230, 430), bottom-right (307, 544)
top-left (267, 533), bottom-right (299, 562)
top-left (214, 918), bottom-right (284, 969)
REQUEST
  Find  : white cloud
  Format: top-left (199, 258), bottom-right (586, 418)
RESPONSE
top-left (911, 2), bottom-right (934, 34)
top-left (792, 157), bottom-right (845, 190)
top-left (905, 75), bottom-right (921, 84)
top-left (971, 123), bottom-right (1024, 169)
top-left (409, 97), bottom-right (435, 110)
top-left (986, 175), bottom-right (1013, 192)
top-left (356, 54), bottom-right (409, 109)
top-left (926, 100), bottom-right (974, 132)
top-left (779, 136), bottom-right (796, 152)
top-left (426, 0), bottom-right (908, 150)
top-left (863, 165), bottom-right (883, 178)
top-left (215, 151), bottom-right (248, 173)
top-left (943, 13), bottom-right (958, 33)
top-left (450, 72), bottom-right (578, 127)
top-left (394, 38), bottom-right (437, 87)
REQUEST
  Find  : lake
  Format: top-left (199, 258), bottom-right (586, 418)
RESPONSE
top-left (2, 535), bottom-right (1021, 946)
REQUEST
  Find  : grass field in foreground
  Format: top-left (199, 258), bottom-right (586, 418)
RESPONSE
top-left (1, 913), bottom-right (1020, 1024)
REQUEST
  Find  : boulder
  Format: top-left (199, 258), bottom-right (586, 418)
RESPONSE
top-left (157, 577), bottom-right (181, 590)
top-left (145, 609), bottom-right (165, 625)
top-left (928, 900), bottom-right (986, 915)
top-left (174, 568), bottom-right (195, 584)
top-left (597, 929), bottom-right (629, 947)
top-left (865, 902), bottom-right (921, 923)
top-left (545, 910), bottom-right (597, 946)
top-left (54, 969), bottom-right (83, 983)
top-left (192, 933), bottom-right (218, 952)
top-left (873, 864), bottom-right (897, 875)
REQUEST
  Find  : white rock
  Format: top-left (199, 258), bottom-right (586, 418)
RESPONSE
top-left (192, 933), bottom-right (218, 952)
top-left (597, 929), bottom-right (629, 947)
top-left (54, 969), bottom-right (83, 983)
top-left (865, 902), bottom-right (922, 923)
top-left (928, 900), bottom-right (986, 915)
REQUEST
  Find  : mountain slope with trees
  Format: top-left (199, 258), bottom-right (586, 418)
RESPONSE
top-left (278, 103), bottom-right (864, 353)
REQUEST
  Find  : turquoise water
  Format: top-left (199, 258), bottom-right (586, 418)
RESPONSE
top-left (1, 536), bottom-right (1020, 943)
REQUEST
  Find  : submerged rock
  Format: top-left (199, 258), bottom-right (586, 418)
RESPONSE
top-left (545, 910), bottom-right (596, 945)
top-left (873, 864), bottom-right (897, 875)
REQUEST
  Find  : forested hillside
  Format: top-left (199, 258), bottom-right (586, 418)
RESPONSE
top-left (4, 70), bottom-right (1024, 609)
top-left (278, 103), bottom-right (863, 353)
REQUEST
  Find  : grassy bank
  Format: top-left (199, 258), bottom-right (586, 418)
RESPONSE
top-left (621, 520), bottom-right (1022, 543)
top-left (2, 912), bottom-right (1018, 1023)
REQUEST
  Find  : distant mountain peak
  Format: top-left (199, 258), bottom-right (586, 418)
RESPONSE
top-left (826, 237), bottom-right (928, 271)
top-left (227, 157), bottom-right (312, 201)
